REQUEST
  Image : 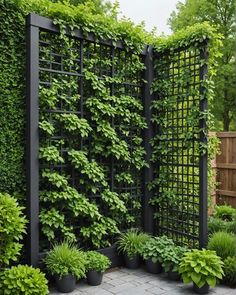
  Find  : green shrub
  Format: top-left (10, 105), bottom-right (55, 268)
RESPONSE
top-left (85, 251), bottom-right (111, 272)
top-left (208, 216), bottom-right (236, 234)
top-left (226, 220), bottom-right (236, 233)
top-left (45, 241), bottom-right (86, 279)
top-left (208, 232), bottom-right (236, 260)
top-left (179, 249), bottom-right (224, 288)
top-left (0, 265), bottom-right (48, 295)
top-left (117, 229), bottom-right (150, 258)
top-left (208, 217), bottom-right (223, 233)
top-left (223, 256), bottom-right (236, 287)
top-left (214, 205), bottom-right (236, 221)
top-left (0, 193), bottom-right (27, 267)
top-left (141, 236), bottom-right (175, 264)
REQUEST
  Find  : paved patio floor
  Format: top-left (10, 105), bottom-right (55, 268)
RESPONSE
top-left (50, 267), bottom-right (235, 295)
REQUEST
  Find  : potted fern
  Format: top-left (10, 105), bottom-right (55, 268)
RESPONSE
top-left (141, 236), bottom-right (174, 274)
top-left (117, 229), bottom-right (150, 269)
top-left (85, 251), bottom-right (111, 286)
top-left (45, 241), bottom-right (86, 293)
top-left (179, 249), bottom-right (224, 294)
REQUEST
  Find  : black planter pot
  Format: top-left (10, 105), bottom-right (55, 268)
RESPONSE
top-left (124, 254), bottom-right (140, 269)
top-left (55, 274), bottom-right (76, 293)
top-left (145, 259), bottom-right (162, 274)
top-left (193, 283), bottom-right (210, 294)
top-left (167, 269), bottom-right (181, 281)
top-left (87, 270), bottom-right (103, 286)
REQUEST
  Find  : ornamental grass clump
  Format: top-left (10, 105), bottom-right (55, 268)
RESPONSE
top-left (222, 256), bottom-right (236, 287)
top-left (45, 241), bottom-right (86, 279)
top-left (117, 229), bottom-right (150, 259)
top-left (179, 249), bottom-right (224, 289)
top-left (208, 232), bottom-right (236, 260)
top-left (0, 265), bottom-right (48, 295)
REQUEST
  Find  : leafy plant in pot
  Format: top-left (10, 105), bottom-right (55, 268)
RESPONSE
top-left (161, 245), bottom-right (187, 280)
top-left (85, 251), bottom-right (111, 286)
top-left (141, 236), bottom-right (174, 274)
top-left (117, 229), bottom-right (150, 269)
top-left (179, 249), bottom-right (224, 294)
top-left (45, 241), bottom-right (86, 293)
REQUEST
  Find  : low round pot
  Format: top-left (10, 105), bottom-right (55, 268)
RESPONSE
top-left (193, 283), bottom-right (210, 294)
top-left (167, 269), bottom-right (181, 281)
top-left (145, 259), bottom-right (162, 274)
top-left (124, 254), bottom-right (140, 269)
top-left (55, 274), bottom-right (76, 293)
top-left (87, 270), bottom-right (103, 286)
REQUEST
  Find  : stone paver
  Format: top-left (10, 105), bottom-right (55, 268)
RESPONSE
top-left (50, 267), bottom-right (236, 295)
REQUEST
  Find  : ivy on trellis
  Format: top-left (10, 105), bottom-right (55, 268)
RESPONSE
top-left (38, 24), bottom-right (147, 249)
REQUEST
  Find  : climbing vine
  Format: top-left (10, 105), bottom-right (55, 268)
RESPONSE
top-left (38, 18), bottom-right (147, 249)
top-left (149, 23), bottom-right (222, 247)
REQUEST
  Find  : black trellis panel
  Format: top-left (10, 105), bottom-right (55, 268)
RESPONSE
top-left (26, 12), bottom-right (208, 266)
top-left (151, 44), bottom-right (208, 248)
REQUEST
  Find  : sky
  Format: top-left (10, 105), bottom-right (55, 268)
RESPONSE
top-left (110, 0), bottom-right (183, 35)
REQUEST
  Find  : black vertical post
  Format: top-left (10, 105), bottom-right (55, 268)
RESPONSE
top-left (199, 45), bottom-right (208, 248)
top-left (142, 46), bottom-right (154, 234)
top-left (26, 14), bottom-right (40, 266)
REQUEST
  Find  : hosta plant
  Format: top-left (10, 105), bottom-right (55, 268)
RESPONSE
top-left (85, 251), bottom-right (111, 272)
top-left (117, 229), bottom-right (150, 258)
top-left (0, 265), bottom-right (48, 295)
top-left (179, 249), bottom-right (224, 288)
top-left (141, 236), bottom-right (175, 263)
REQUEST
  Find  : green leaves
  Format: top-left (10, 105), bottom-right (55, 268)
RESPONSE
top-left (56, 114), bottom-right (92, 136)
top-left (141, 236), bottom-right (175, 265)
top-left (39, 146), bottom-right (64, 163)
top-left (0, 193), bottom-right (27, 268)
top-left (85, 251), bottom-right (111, 272)
top-left (0, 265), bottom-right (48, 295)
top-left (179, 249), bottom-right (224, 288)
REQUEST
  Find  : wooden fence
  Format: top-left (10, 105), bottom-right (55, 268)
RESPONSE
top-left (214, 132), bottom-right (236, 208)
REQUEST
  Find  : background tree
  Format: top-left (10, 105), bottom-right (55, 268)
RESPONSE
top-left (169, 0), bottom-right (236, 131)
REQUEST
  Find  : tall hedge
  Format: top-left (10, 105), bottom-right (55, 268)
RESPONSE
top-left (0, 3), bottom-right (26, 193)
